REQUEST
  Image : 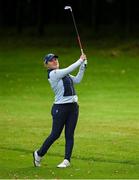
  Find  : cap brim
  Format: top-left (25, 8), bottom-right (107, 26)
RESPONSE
top-left (44, 55), bottom-right (58, 64)
top-left (48, 55), bottom-right (58, 61)
top-left (53, 55), bottom-right (58, 58)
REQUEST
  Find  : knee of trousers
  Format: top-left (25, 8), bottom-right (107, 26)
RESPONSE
top-left (65, 135), bottom-right (74, 141)
top-left (50, 132), bottom-right (61, 141)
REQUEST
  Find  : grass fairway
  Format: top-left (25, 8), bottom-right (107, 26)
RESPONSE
top-left (0, 37), bottom-right (139, 179)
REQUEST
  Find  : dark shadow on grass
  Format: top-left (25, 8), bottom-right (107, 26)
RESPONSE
top-left (0, 146), bottom-right (32, 154)
top-left (0, 146), bottom-right (139, 165)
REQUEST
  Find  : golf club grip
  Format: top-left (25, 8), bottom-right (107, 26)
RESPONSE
top-left (80, 48), bottom-right (87, 66)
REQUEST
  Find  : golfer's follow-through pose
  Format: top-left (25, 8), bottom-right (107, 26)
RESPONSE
top-left (33, 53), bottom-right (87, 168)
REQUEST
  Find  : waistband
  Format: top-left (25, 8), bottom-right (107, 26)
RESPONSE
top-left (54, 102), bottom-right (78, 106)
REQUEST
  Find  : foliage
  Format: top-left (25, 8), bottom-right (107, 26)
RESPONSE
top-left (0, 37), bottom-right (139, 179)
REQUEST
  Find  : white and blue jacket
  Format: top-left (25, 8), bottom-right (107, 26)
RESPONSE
top-left (47, 59), bottom-right (86, 104)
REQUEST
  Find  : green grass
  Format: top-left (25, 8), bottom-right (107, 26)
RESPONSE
top-left (0, 36), bottom-right (139, 179)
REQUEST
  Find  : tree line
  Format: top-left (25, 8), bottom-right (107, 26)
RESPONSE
top-left (0, 0), bottom-right (139, 36)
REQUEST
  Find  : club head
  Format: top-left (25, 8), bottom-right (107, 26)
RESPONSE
top-left (64, 6), bottom-right (72, 11)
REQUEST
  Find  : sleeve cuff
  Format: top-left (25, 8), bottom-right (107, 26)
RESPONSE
top-left (78, 58), bottom-right (84, 63)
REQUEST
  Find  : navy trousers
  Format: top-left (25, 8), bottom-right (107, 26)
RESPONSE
top-left (37, 102), bottom-right (79, 161)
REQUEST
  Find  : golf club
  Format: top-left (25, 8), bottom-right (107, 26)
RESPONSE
top-left (64, 6), bottom-right (87, 65)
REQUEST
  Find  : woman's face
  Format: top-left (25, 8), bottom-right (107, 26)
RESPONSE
top-left (45, 57), bottom-right (59, 69)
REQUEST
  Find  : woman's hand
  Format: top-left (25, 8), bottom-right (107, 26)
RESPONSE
top-left (80, 54), bottom-right (87, 61)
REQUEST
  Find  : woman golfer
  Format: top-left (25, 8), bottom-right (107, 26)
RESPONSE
top-left (33, 53), bottom-right (87, 168)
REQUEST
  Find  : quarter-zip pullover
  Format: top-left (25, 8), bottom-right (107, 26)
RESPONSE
top-left (47, 58), bottom-right (85, 104)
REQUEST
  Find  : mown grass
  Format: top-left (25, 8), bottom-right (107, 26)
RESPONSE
top-left (0, 35), bottom-right (139, 179)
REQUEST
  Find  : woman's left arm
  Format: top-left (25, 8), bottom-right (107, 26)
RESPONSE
top-left (70, 62), bottom-right (86, 84)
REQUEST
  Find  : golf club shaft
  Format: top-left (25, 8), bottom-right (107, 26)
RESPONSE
top-left (70, 10), bottom-right (84, 55)
top-left (69, 8), bottom-right (87, 66)
top-left (64, 6), bottom-right (87, 65)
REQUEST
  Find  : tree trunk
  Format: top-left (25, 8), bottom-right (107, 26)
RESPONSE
top-left (16, 0), bottom-right (23, 34)
top-left (37, 0), bottom-right (45, 36)
top-left (91, 0), bottom-right (98, 33)
top-left (0, 0), bottom-right (3, 26)
top-left (125, 0), bottom-right (131, 35)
